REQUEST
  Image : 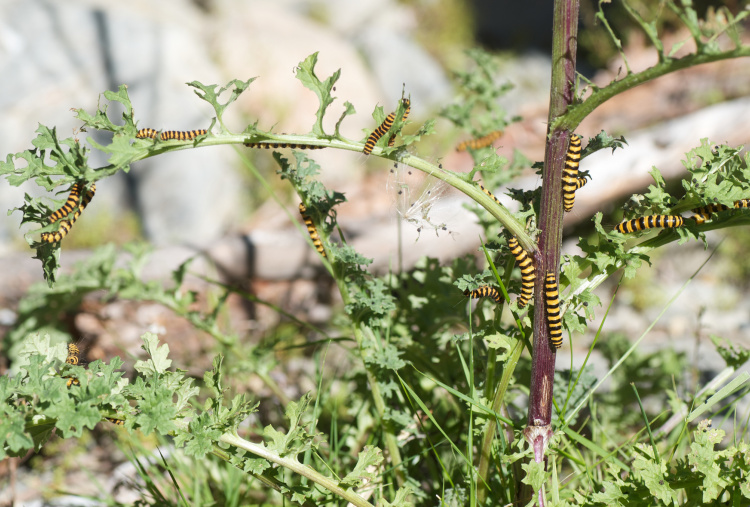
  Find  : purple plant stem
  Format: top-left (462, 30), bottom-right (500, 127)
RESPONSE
top-left (519, 0), bottom-right (579, 505)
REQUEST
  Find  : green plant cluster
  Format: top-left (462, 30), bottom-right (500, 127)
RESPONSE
top-left (3, 1), bottom-right (750, 504)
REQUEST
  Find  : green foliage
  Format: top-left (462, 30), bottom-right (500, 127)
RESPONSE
top-left (3, 1), bottom-right (750, 503)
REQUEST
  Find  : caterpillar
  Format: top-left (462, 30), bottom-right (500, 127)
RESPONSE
top-left (613, 215), bottom-right (684, 234)
top-left (479, 183), bottom-right (502, 206)
top-left (65, 343), bottom-right (80, 387)
top-left (363, 110), bottom-right (397, 155)
top-left (135, 128), bottom-right (158, 139)
top-left (105, 417), bottom-right (125, 426)
top-left (41, 184), bottom-right (96, 243)
top-left (455, 130), bottom-right (503, 152)
top-left (299, 203), bottom-right (326, 258)
top-left (160, 129), bottom-right (207, 141)
top-left (47, 182), bottom-right (83, 223)
top-left (690, 203), bottom-right (730, 224)
top-left (508, 237), bottom-right (535, 308)
top-left (244, 141), bottom-right (324, 150)
top-left (66, 343), bottom-right (80, 365)
top-left (690, 199), bottom-right (750, 224)
top-left (574, 176), bottom-right (588, 190)
top-left (562, 134), bottom-right (582, 212)
top-left (544, 271), bottom-right (563, 349)
top-left (388, 98), bottom-right (411, 147)
top-left (463, 285), bottom-right (503, 304)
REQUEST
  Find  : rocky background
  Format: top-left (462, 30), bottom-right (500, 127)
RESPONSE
top-left (1, 0), bottom-right (750, 503)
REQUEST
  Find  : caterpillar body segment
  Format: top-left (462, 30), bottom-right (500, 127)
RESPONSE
top-left (135, 128), bottom-right (158, 139)
top-left (544, 271), bottom-right (563, 349)
top-left (244, 141), bottom-right (325, 150)
top-left (456, 130), bottom-right (503, 152)
top-left (479, 183), bottom-right (502, 206)
top-left (562, 134), bottom-right (582, 212)
top-left (299, 203), bottom-right (326, 258)
top-left (48, 183), bottom-right (83, 223)
top-left (690, 203), bottom-right (730, 224)
top-left (574, 177), bottom-right (588, 191)
top-left (363, 110), bottom-right (397, 155)
top-left (66, 343), bottom-right (80, 365)
top-left (41, 184), bottom-right (96, 243)
top-left (463, 285), bottom-right (503, 304)
top-left (613, 215), bottom-right (684, 234)
top-left (136, 128), bottom-right (208, 141)
top-left (508, 237), bottom-right (535, 308)
top-left (388, 98), bottom-right (411, 147)
top-left (105, 417), bottom-right (125, 426)
top-left (734, 199), bottom-right (750, 209)
top-left (65, 343), bottom-right (81, 387)
top-left (160, 129), bottom-right (208, 141)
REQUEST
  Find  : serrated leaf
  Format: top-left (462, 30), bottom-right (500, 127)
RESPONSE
top-left (295, 53), bottom-right (339, 137)
top-left (340, 445), bottom-right (383, 487)
top-left (134, 333), bottom-right (172, 375)
top-left (188, 78), bottom-right (255, 130)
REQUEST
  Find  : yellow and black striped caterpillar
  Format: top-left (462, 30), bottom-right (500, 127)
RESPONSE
top-left (508, 237), bottom-right (535, 308)
top-left (299, 203), bottom-right (326, 258)
top-left (456, 130), bottom-right (503, 152)
top-left (613, 214), bottom-right (684, 234)
top-left (105, 417), bottom-right (125, 426)
top-left (544, 271), bottom-right (563, 349)
top-left (65, 343), bottom-right (81, 387)
top-left (41, 184), bottom-right (96, 243)
top-left (363, 110), bottom-right (397, 155)
top-left (244, 141), bottom-right (325, 150)
top-left (479, 183), bottom-right (502, 206)
top-left (48, 183), bottom-right (82, 223)
top-left (136, 128), bottom-right (208, 141)
top-left (690, 199), bottom-right (750, 224)
top-left (463, 285), bottom-right (503, 304)
top-left (690, 203), bottom-right (729, 224)
top-left (135, 128), bottom-right (158, 139)
top-left (388, 98), bottom-right (411, 147)
top-left (562, 134), bottom-right (583, 212)
top-left (160, 129), bottom-right (207, 141)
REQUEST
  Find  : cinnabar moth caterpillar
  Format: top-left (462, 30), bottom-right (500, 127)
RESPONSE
top-left (41, 184), bottom-right (96, 243)
top-left (105, 417), bottom-right (125, 426)
top-left (479, 183), bottom-right (502, 206)
top-left (363, 110), bottom-right (397, 155)
top-left (734, 199), bottom-right (750, 208)
top-left (48, 183), bottom-right (83, 223)
top-left (544, 271), bottom-right (563, 349)
top-left (574, 177), bottom-right (588, 190)
top-left (135, 128), bottom-right (158, 139)
top-left (388, 98), bottom-right (411, 147)
top-left (690, 203), bottom-right (730, 224)
top-left (160, 129), bottom-right (207, 141)
top-left (463, 285), bottom-right (503, 304)
top-left (65, 343), bottom-right (81, 387)
top-left (299, 203), bottom-right (326, 258)
top-left (508, 237), bottom-right (535, 308)
top-left (562, 134), bottom-right (582, 212)
top-left (244, 141), bottom-right (324, 150)
top-left (66, 343), bottom-right (80, 365)
top-left (613, 215), bottom-right (684, 234)
top-left (455, 130), bottom-right (503, 152)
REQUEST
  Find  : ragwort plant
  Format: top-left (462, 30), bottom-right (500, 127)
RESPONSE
top-left (2, 0), bottom-right (750, 505)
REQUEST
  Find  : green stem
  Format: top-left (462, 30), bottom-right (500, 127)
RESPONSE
top-left (553, 47), bottom-right (750, 132)
top-left (477, 338), bottom-right (524, 504)
top-left (218, 431), bottom-right (376, 507)
top-left (330, 268), bottom-right (405, 487)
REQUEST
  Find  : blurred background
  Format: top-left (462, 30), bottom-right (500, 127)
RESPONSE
top-left (1, 0), bottom-right (750, 502)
